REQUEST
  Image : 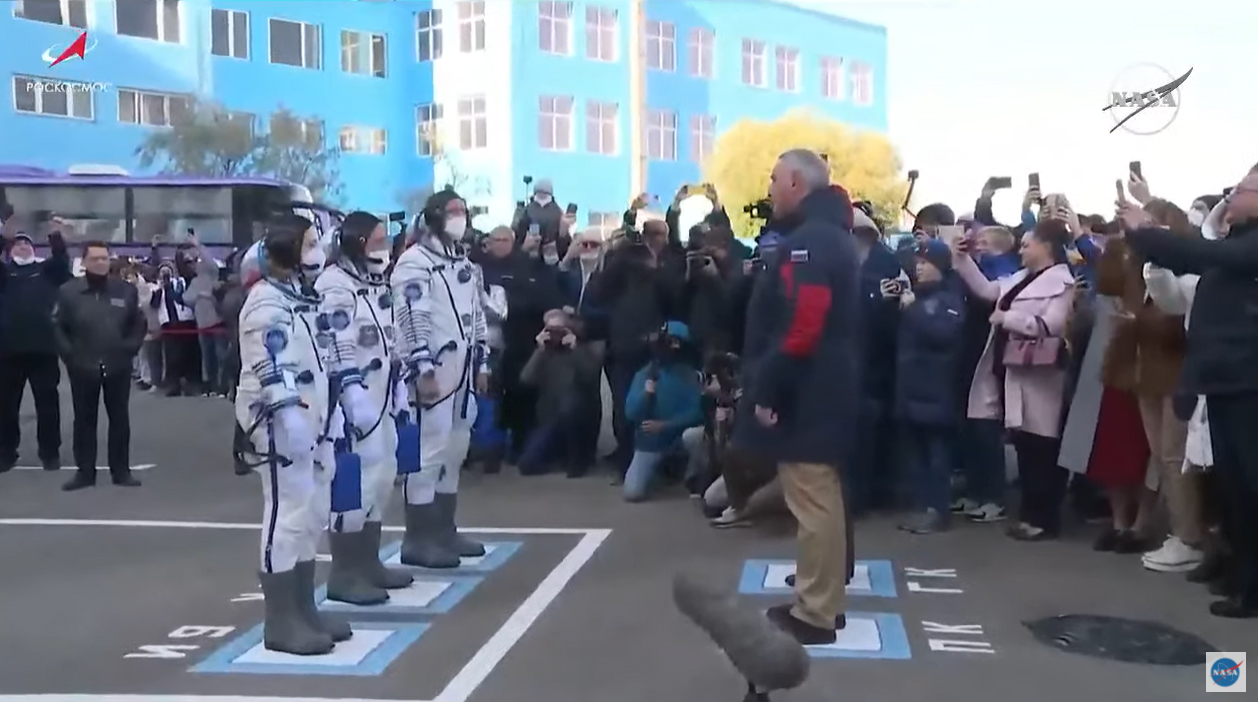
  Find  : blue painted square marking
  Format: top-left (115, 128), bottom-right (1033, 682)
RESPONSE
top-left (806, 612), bottom-right (912, 660)
top-left (378, 540), bottom-right (521, 574)
top-left (316, 575), bottom-right (482, 615)
top-left (191, 621), bottom-right (428, 676)
top-left (738, 559), bottom-right (898, 598)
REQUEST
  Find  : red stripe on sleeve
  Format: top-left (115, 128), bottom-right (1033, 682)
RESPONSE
top-left (781, 283), bottom-right (831, 356)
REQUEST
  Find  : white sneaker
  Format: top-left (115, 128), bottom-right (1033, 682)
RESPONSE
top-left (966, 502), bottom-right (1008, 523)
top-left (951, 498), bottom-right (979, 514)
top-left (1141, 537), bottom-right (1203, 572)
top-left (710, 506), bottom-right (750, 529)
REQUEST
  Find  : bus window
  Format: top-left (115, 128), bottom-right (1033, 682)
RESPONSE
top-left (132, 186), bottom-right (233, 244)
top-left (0, 185), bottom-right (126, 243)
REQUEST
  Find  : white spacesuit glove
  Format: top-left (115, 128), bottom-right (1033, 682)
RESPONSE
top-left (341, 384), bottom-right (375, 435)
top-left (273, 406), bottom-right (316, 461)
top-left (392, 376), bottom-right (411, 418)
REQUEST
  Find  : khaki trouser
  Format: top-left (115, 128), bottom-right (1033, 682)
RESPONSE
top-left (1138, 395), bottom-right (1201, 544)
top-left (779, 461), bottom-right (847, 629)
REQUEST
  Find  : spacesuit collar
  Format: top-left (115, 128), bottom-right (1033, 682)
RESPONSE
top-left (336, 260), bottom-right (384, 286)
top-left (266, 274), bottom-right (321, 305)
top-left (418, 236), bottom-right (465, 262)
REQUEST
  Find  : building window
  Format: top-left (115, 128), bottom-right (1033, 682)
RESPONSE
top-left (741, 39), bottom-right (765, 87)
top-left (270, 115), bottom-right (324, 148)
top-left (774, 46), bottom-right (799, 92)
top-left (415, 103), bottom-right (444, 156)
top-left (13, 0), bottom-right (88, 28)
top-left (689, 114), bottom-right (715, 164)
top-left (538, 1), bottom-right (572, 56)
top-left (538, 95), bottom-right (573, 151)
top-left (226, 110), bottom-right (254, 137)
top-left (645, 20), bottom-right (674, 72)
top-left (457, 95), bottom-right (487, 150)
top-left (210, 9), bottom-right (249, 59)
top-left (116, 0), bottom-right (181, 43)
top-left (585, 100), bottom-right (617, 155)
top-left (851, 61), bottom-right (874, 105)
top-left (687, 27), bottom-right (713, 79)
top-left (820, 56), bottom-right (844, 100)
top-left (588, 211), bottom-right (619, 237)
top-left (269, 18), bottom-right (322, 69)
top-left (645, 108), bottom-right (676, 161)
top-left (117, 88), bottom-right (189, 127)
top-left (416, 9), bottom-right (443, 62)
top-left (12, 75), bottom-right (94, 120)
top-left (339, 126), bottom-right (387, 155)
top-left (457, 1), bottom-right (485, 53)
top-left (585, 6), bottom-right (616, 62)
top-left (341, 30), bottom-right (386, 77)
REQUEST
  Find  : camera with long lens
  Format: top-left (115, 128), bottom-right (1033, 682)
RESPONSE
top-left (743, 198), bottom-right (773, 221)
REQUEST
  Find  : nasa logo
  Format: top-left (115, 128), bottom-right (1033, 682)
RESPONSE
top-left (1103, 63), bottom-right (1193, 136)
top-left (1207, 653), bottom-right (1246, 692)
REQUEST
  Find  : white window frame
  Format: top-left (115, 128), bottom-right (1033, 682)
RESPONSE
top-left (741, 39), bottom-right (766, 88)
top-left (774, 46), bottom-right (799, 92)
top-left (687, 27), bottom-right (713, 79)
top-left (415, 102), bottom-right (444, 156)
top-left (584, 5), bottom-right (616, 62)
top-left (585, 100), bottom-right (617, 155)
top-left (457, 0), bottom-right (485, 53)
top-left (415, 8), bottom-right (443, 62)
top-left (850, 61), bottom-right (874, 106)
top-left (538, 95), bottom-right (574, 152)
top-left (12, 0), bottom-right (89, 28)
top-left (340, 29), bottom-right (386, 77)
top-left (538, 1), bottom-right (573, 56)
top-left (339, 125), bottom-right (387, 155)
top-left (457, 95), bottom-right (487, 150)
top-left (116, 88), bottom-right (189, 127)
top-left (210, 8), bottom-right (249, 59)
top-left (268, 17), bottom-right (322, 70)
top-left (588, 211), bottom-right (619, 238)
top-left (645, 19), bottom-right (675, 72)
top-left (645, 108), bottom-right (676, 162)
top-left (820, 56), bottom-right (844, 100)
top-left (11, 75), bottom-right (95, 121)
top-left (689, 114), bottom-right (714, 164)
top-left (114, 0), bottom-right (181, 44)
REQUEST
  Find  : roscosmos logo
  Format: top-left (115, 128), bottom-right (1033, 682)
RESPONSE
top-left (42, 31), bottom-right (98, 67)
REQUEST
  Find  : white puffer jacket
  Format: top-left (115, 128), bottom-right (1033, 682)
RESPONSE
top-left (1143, 263), bottom-right (1212, 470)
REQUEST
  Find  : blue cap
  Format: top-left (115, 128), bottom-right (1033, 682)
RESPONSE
top-left (663, 320), bottom-right (691, 340)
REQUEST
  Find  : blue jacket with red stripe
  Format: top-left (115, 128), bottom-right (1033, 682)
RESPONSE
top-left (732, 186), bottom-right (863, 466)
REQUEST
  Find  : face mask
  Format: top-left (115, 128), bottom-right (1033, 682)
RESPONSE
top-left (365, 249), bottom-right (390, 274)
top-left (579, 250), bottom-right (600, 263)
top-left (534, 194), bottom-right (552, 206)
top-left (301, 247), bottom-right (326, 276)
top-left (543, 252), bottom-right (560, 265)
top-left (11, 254), bottom-right (35, 266)
top-left (445, 215), bottom-right (467, 240)
top-left (1187, 209), bottom-right (1206, 228)
top-left (1202, 198), bottom-right (1229, 240)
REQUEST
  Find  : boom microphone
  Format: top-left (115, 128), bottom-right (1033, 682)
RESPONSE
top-left (673, 572), bottom-right (810, 701)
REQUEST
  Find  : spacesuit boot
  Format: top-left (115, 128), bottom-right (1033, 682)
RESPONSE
top-left (400, 502), bottom-right (460, 568)
top-left (294, 560), bottom-right (353, 642)
top-left (325, 532), bottom-right (390, 605)
top-left (435, 492), bottom-right (485, 557)
top-left (363, 521), bottom-right (414, 588)
top-left (259, 569), bottom-right (335, 655)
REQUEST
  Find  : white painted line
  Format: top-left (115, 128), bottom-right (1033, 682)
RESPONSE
top-left (431, 528), bottom-right (611, 702)
top-left (0, 697), bottom-right (418, 702)
top-left (11, 463), bottom-right (155, 472)
top-left (0, 518), bottom-right (595, 535)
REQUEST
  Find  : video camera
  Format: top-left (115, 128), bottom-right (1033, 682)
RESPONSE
top-left (743, 198), bottom-right (773, 221)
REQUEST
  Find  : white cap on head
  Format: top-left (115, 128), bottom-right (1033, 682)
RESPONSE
top-left (534, 179), bottom-right (554, 195)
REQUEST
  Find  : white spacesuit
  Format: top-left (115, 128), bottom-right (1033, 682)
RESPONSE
top-left (235, 224), bottom-right (350, 655)
top-left (392, 203), bottom-right (489, 569)
top-left (315, 249), bottom-right (414, 604)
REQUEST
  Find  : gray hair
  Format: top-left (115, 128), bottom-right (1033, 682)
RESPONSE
top-left (777, 149), bottom-right (831, 191)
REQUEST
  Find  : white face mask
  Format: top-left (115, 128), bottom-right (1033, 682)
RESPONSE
top-left (445, 215), bottom-right (467, 240)
top-left (543, 252), bottom-right (560, 265)
top-left (11, 254), bottom-right (35, 266)
top-left (579, 250), bottom-right (600, 263)
top-left (301, 246), bottom-right (326, 276)
top-left (534, 194), bottom-right (552, 206)
top-left (1187, 209), bottom-right (1206, 228)
top-left (365, 249), bottom-right (390, 274)
top-left (1202, 198), bottom-right (1229, 241)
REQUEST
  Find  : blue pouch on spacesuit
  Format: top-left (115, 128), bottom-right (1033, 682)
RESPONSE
top-left (330, 440), bottom-right (363, 513)
top-left (470, 394), bottom-right (506, 451)
top-left (395, 415), bottom-right (421, 475)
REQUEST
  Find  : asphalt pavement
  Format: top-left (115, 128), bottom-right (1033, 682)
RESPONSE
top-left (0, 384), bottom-right (1248, 702)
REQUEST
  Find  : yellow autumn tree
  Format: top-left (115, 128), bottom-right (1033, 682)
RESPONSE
top-left (703, 109), bottom-right (908, 238)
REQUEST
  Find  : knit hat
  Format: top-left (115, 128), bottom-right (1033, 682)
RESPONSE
top-left (916, 238), bottom-right (953, 272)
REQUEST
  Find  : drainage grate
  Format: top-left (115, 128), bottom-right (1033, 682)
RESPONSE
top-left (1025, 614), bottom-right (1214, 666)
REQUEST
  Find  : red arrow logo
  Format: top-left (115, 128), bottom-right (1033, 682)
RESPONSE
top-left (49, 32), bottom-right (88, 67)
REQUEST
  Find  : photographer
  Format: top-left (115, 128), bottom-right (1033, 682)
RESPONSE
top-left (516, 308), bottom-right (602, 477)
top-left (512, 179), bottom-right (565, 250)
top-left (622, 321), bottom-right (704, 502)
top-left (682, 222), bottom-right (738, 355)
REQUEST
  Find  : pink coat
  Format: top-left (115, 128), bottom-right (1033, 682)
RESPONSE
top-left (956, 256), bottom-right (1076, 438)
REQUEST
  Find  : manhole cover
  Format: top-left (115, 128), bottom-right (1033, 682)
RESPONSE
top-left (1026, 615), bottom-right (1214, 666)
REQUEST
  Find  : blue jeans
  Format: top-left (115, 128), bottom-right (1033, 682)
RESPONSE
top-left (960, 418), bottom-right (1006, 505)
top-left (905, 423), bottom-right (953, 515)
top-left (198, 333), bottom-right (228, 393)
top-left (624, 450), bottom-right (666, 502)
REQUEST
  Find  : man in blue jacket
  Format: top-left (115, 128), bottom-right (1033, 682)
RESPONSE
top-left (734, 149), bottom-right (862, 645)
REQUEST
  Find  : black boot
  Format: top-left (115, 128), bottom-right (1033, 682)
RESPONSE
top-left (293, 560), bottom-right (352, 642)
top-left (259, 569), bottom-right (334, 654)
top-left (325, 532), bottom-right (389, 605)
top-left (400, 502), bottom-right (460, 568)
top-left (363, 521), bottom-right (413, 589)
top-left (436, 493), bottom-right (484, 557)
top-left (62, 471), bottom-right (96, 491)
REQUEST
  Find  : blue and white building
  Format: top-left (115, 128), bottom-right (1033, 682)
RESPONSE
top-left (1, 0), bottom-right (887, 228)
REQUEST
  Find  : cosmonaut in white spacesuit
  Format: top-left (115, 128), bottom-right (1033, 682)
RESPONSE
top-left (315, 211), bottom-right (414, 605)
top-left (391, 188), bottom-right (490, 568)
top-left (235, 212), bottom-right (351, 655)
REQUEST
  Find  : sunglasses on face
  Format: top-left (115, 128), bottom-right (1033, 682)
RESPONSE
top-left (579, 241), bottom-right (600, 250)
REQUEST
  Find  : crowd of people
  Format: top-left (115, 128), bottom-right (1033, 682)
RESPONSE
top-left (2, 151), bottom-right (1257, 656)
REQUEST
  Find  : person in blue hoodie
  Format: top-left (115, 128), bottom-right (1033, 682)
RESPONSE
top-left (622, 320), bottom-right (705, 502)
top-left (893, 239), bottom-right (967, 534)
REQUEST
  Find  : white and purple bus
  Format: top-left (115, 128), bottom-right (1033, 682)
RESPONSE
top-left (0, 164), bottom-right (337, 265)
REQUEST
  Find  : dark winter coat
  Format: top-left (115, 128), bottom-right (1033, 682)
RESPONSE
top-left (894, 281), bottom-right (967, 426)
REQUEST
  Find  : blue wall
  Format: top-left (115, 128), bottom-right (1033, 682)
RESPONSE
top-left (1, 0), bottom-right (886, 223)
